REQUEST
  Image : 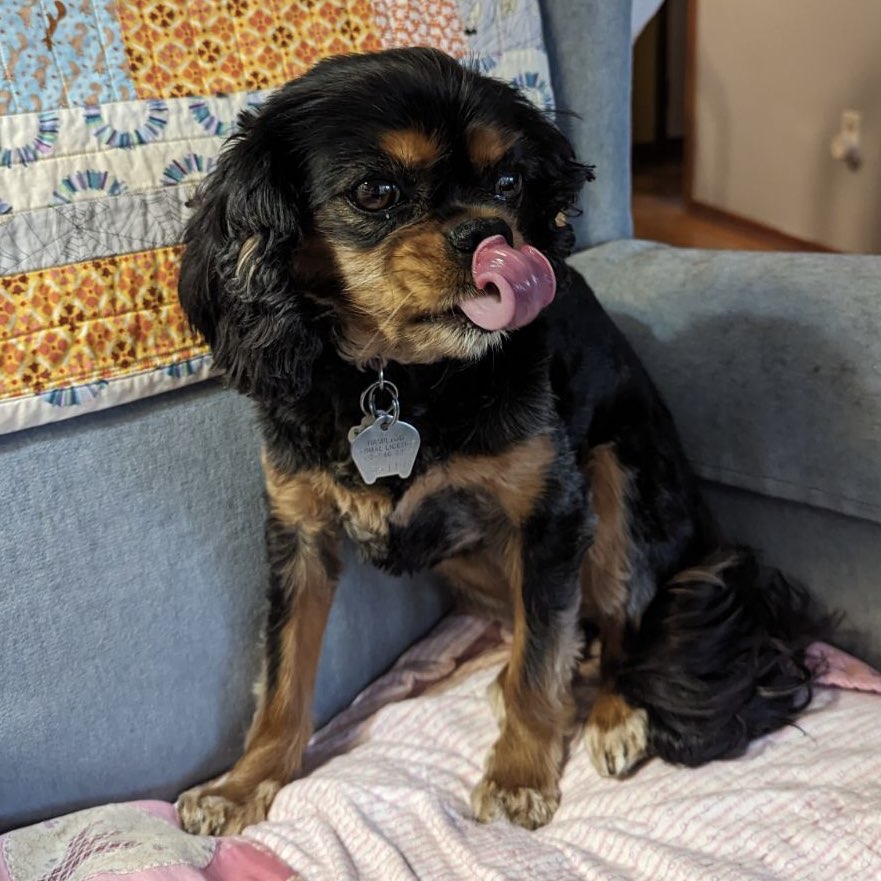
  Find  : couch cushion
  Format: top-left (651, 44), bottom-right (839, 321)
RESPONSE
top-left (569, 241), bottom-right (881, 526)
top-left (701, 481), bottom-right (881, 667)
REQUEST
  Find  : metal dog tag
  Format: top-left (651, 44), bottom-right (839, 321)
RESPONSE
top-left (347, 414), bottom-right (374, 443)
top-left (350, 414), bottom-right (421, 484)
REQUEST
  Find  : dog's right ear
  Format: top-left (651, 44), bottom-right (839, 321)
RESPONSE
top-left (178, 106), bottom-right (322, 402)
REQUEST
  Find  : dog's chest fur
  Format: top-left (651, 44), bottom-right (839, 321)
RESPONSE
top-left (257, 319), bottom-right (562, 574)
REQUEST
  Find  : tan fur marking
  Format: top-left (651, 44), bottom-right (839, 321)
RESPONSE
top-left (436, 551), bottom-right (512, 617)
top-left (503, 530), bottom-right (579, 723)
top-left (426, 434), bottom-right (556, 615)
top-left (263, 455), bottom-right (393, 548)
top-left (407, 434), bottom-right (576, 760)
top-left (262, 461), bottom-right (334, 538)
top-left (312, 470), bottom-right (393, 547)
top-left (235, 584), bottom-right (334, 794)
top-left (394, 433), bottom-right (555, 530)
top-left (391, 433), bottom-right (572, 828)
top-left (467, 124), bottom-right (517, 168)
top-left (473, 531), bottom-right (567, 829)
top-left (379, 128), bottom-right (442, 167)
top-left (178, 566), bottom-right (338, 836)
top-left (503, 535), bottom-right (530, 684)
top-left (575, 445), bottom-right (651, 778)
top-left (472, 527), bottom-right (576, 830)
top-left (589, 691), bottom-right (637, 733)
top-left (177, 523), bottom-right (335, 833)
top-left (580, 443), bottom-right (632, 627)
top-left (330, 226), bottom-right (489, 366)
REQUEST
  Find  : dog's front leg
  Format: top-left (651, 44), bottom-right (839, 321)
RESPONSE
top-left (470, 468), bottom-right (590, 830)
top-left (177, 466), bottom-right (341, 836)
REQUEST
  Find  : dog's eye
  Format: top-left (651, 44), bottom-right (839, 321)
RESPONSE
top-left (350, 180), bottom-right (400, 212)
top-left (494, 172), bottom-right (522, 201)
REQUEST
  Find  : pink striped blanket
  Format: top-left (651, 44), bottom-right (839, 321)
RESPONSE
top-left (3, 617), bottom-right (880, 881)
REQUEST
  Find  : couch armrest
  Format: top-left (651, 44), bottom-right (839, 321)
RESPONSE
top-left (570, 241), bottom-right (881, 659)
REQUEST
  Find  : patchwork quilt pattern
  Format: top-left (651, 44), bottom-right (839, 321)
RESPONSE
top-left (0, 0), bottom-right (555, 434)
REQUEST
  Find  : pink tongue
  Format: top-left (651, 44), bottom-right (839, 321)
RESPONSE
top-left (462, 235), bottom-right (556, 332)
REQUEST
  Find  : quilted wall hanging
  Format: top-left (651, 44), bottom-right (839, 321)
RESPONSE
top-left (0, 0), bottom-right (556, 435)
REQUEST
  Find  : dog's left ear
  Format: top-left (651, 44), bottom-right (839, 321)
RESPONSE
top-left (516, 102), bottom-right (595, 259)
top-left (178, 104), bottom-right (322, 402)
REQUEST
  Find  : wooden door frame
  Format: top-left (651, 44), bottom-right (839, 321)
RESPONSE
top-left (682, 0), bottom-right (833, 251)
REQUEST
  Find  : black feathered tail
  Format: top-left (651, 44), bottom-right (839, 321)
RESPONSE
top-left (616, 549), bottom-right (835, 767)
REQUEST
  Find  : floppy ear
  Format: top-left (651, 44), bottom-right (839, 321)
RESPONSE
top-left (178, 107), bottom-right (322, 403)
top-left (515, 101), bottom-right (595, 260)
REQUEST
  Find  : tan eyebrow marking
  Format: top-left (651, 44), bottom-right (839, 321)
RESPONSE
top-left (467, 124), bottom-right (518, 168)
top-left (379, 128), bottom-right (442, 167)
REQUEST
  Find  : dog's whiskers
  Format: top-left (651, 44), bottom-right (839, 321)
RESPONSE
top-left (355, 278), bottom-right (423, 360)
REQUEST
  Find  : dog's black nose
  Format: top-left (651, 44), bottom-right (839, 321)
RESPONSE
top-left (447, 217), bottom-right (514, 254)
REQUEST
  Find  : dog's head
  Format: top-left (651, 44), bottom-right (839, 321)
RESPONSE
top-left (179, 47), bottom-right (593, 403)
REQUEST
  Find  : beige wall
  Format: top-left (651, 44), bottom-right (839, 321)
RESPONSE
top-left (692, 1), bottom-right (881, 253)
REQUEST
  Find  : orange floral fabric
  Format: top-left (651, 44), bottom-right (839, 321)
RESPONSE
top-left (117, 0), bottom-right (385, 99)
top-left (1, 248), bottom-right (207, 399)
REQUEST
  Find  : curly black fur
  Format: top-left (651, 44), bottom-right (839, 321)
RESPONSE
top-left (617, 552), bottom-right (835, 765)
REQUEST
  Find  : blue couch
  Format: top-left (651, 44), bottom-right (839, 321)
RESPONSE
top-left (2, 0), bottom-right (879, 831)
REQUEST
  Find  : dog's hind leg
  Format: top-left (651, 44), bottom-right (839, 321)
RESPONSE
top-left (580, 443), bottom-right (652, 778)
top-left (615, 551), bottom-right (825, 768)
top-left (177, 465), bottom-right (344, 836)
top-left (580, 443), bottom-right (826, 775)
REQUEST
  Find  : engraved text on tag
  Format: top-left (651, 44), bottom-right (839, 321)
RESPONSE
top-left (350, 416), bottom-right (421, 484)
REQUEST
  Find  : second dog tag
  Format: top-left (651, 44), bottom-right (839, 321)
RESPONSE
top-left (350, 414), bottom-right (421, 484)
top-left (347, 414), bottom-right (374, 443)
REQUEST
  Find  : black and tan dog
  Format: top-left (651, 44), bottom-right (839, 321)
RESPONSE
top-left (175, 47), bottom-right (823, 835)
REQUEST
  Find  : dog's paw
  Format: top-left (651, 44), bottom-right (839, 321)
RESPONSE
top-left (370, 526), bottom-right (414, 576)
top-left (585, 692), bottom-right (649, 777)
top-left (471, 776), bottom-right (559, 830)
top-left (346, 522), bottom-right (390, 567)
top-left (176, 779), bottom-right (280, 836)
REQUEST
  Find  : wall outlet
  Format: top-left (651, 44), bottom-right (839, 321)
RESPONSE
top-left (841, 110), bottom-right (862, 137)
top-left (831, 109), bottom-right (863, 170)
